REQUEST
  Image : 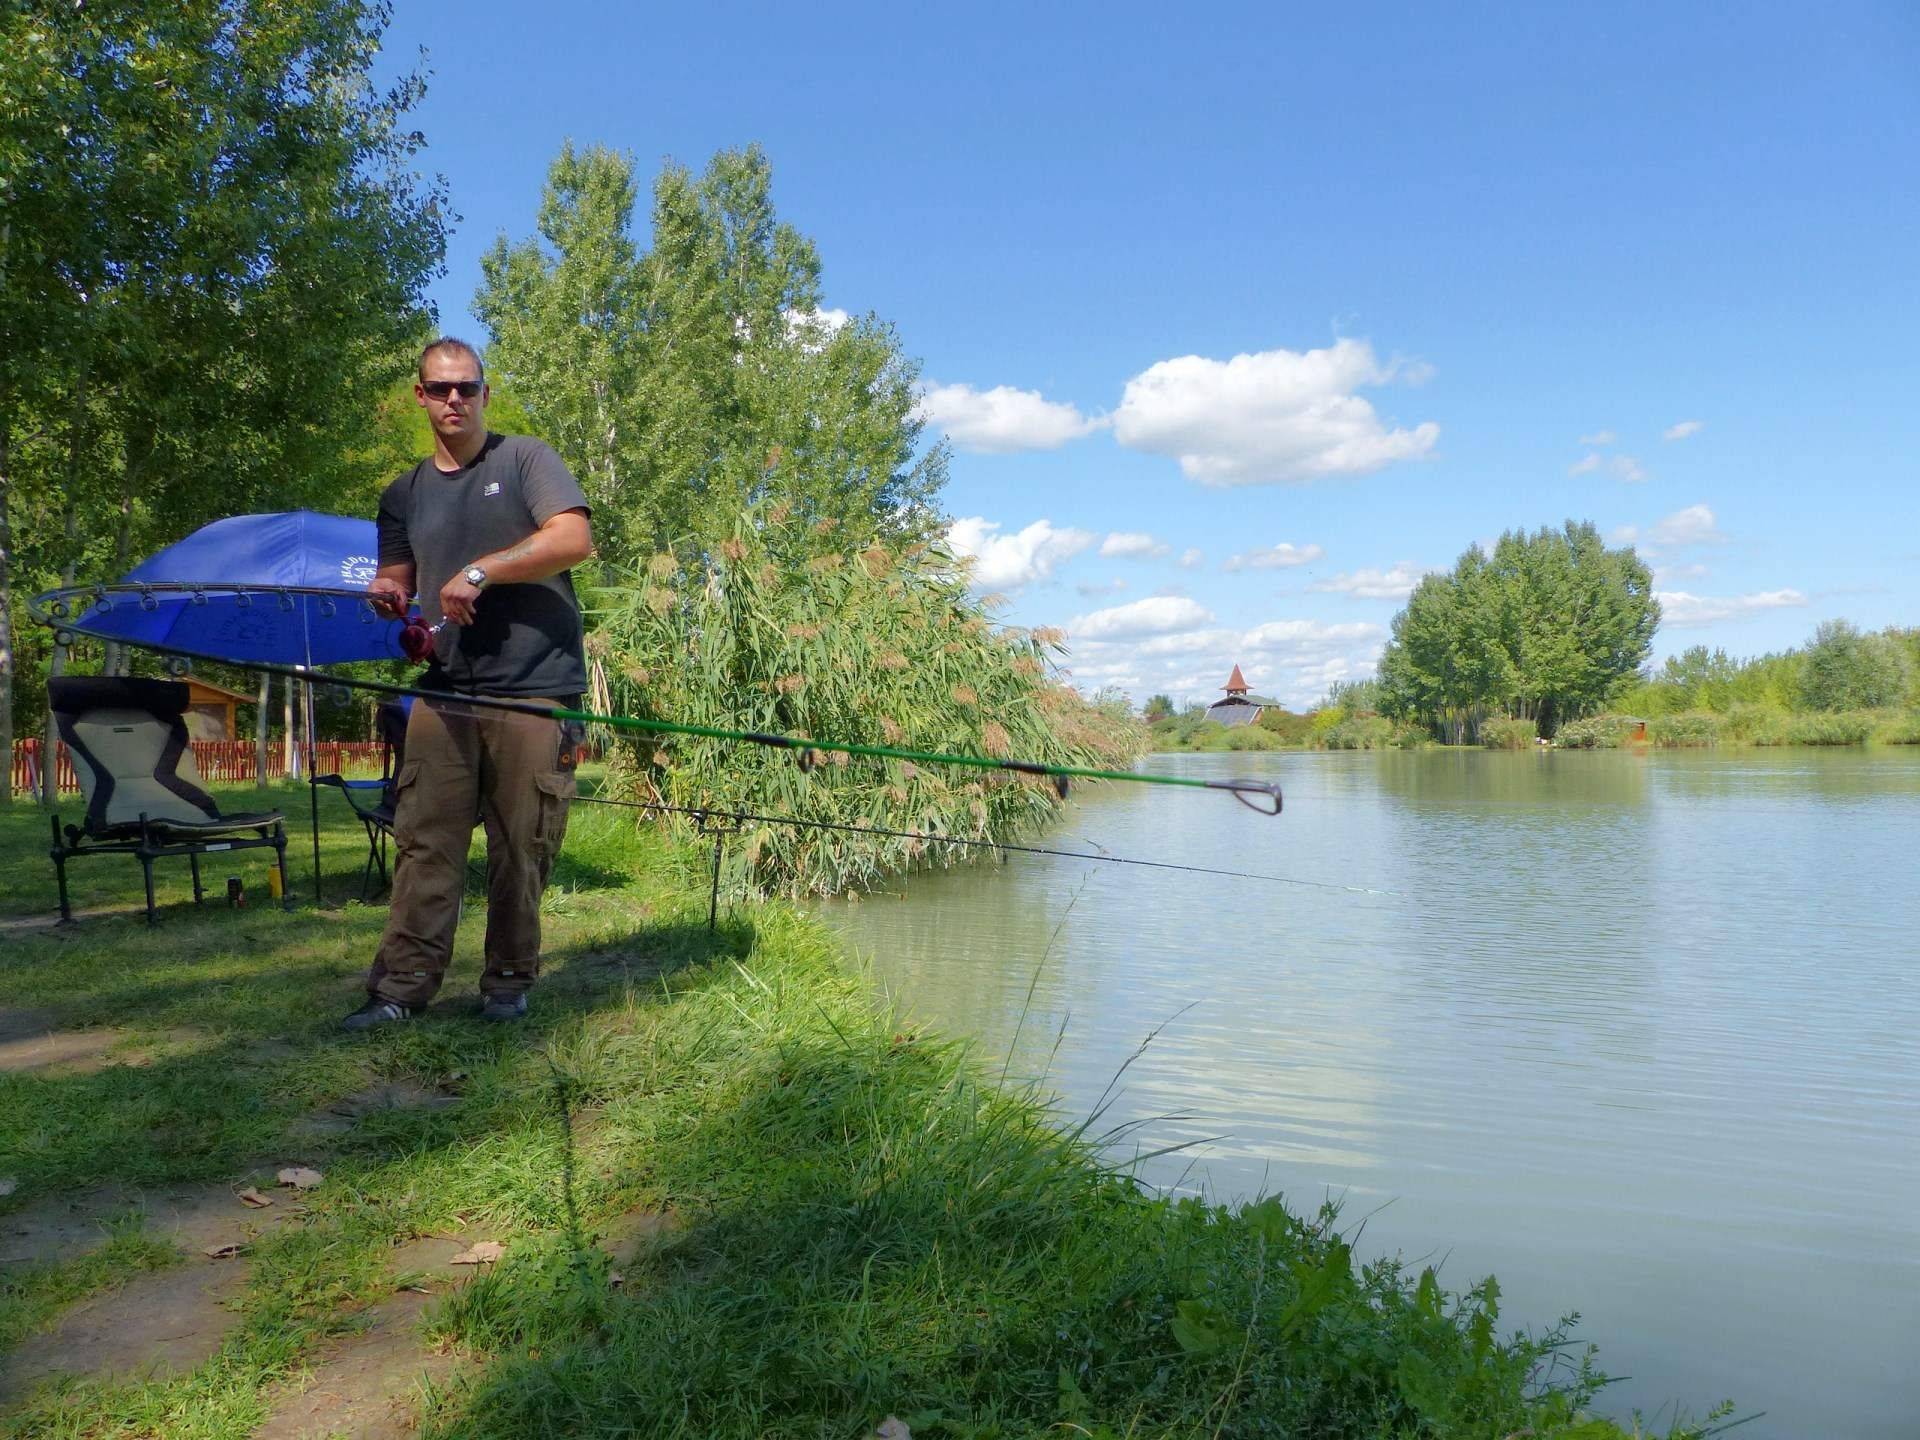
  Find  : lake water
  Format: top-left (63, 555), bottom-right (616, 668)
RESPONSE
top-left (819, 749), bottom-right (1920, 1440)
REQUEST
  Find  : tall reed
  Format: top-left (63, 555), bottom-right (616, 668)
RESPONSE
top-left (589, 505), bottom-right (1141, 897)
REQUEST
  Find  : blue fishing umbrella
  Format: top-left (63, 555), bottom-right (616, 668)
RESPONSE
top-left (34, 510), bottom-right (415, 666)
top-left (31, 511), bottom-right (423, 907)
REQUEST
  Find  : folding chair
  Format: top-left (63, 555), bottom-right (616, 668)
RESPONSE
top-left (311, 697), bottom-right (411, 902)
top-left (48, 677), bottom-right (289, 925)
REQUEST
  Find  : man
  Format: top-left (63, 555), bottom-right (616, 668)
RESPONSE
top-left (342, 337), bottom-right (594, 1030)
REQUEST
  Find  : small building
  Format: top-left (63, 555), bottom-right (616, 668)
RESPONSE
top-left (184, 677), bottom-right (257, 741)
top-left (1203, 665), bottom-right (1282, 728)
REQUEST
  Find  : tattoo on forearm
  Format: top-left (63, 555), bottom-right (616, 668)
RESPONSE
top-left (497, 538), bottom-right (536, 565)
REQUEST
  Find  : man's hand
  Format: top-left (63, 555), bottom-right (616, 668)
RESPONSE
top-left (439, 571), bottom-right (484, 627)
top-left (367, 575), bottom-right (412, 619)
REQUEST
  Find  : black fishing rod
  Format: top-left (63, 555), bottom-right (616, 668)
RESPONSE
top-left (41, 619), bottom-right (1285, 815)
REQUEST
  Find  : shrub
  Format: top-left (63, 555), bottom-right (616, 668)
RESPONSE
top-left (1319, 714), bottom-right (1397, 750)
top-left (1798, 620), bottom-right (1913, 711)
top-left (1256, 707), bottom-right (1315, 745)
top-left (1647, 711), bottom-right (1723, 747)
top-left (1480, 716), bottom-right (1537, 749)
top-left (1784, 710), bottom-right (1876, 746)
top-left (1556, 713), bottom-right (1642, 749)
top-left (1876, 710), bottom-right (1920, 744)
top-left (1723, 704), bottom-right (1790, 746)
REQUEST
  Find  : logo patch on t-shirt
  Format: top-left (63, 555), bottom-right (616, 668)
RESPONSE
top-left (483, 481), bottom-right (501, 497)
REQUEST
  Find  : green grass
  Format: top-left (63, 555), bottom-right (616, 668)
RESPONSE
top-left (0, 789), bottom-right (1714, 1438)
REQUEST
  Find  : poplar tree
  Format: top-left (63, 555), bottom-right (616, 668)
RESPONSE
top-left (477, 143), bottom-right (946, 568)
top-left (1379, 522), bottom-right (1657, 740)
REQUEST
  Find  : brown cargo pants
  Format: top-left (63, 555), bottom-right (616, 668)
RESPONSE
top-left (365, 695), bottom-right (576, 1008)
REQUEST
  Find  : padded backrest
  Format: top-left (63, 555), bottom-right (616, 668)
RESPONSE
top-left (49, 677), bottom-right (219, 832)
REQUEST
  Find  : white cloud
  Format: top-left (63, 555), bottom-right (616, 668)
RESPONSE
top-left (1110, 338), bottom-right (1438, 485)
top-left (1243, 619), bottom-right (1383, 649)
top-left (1613, 503), bottom-right (1725, 551)
top-left (1065, 595), bottom-right (1214, 640)
top-left (1223, 541), bottom-right (1326, 573)
top-left (945, 517), bottom-right (1095, 592)
top-left (1075, 577), bottom-right (1128, 598)
top-left (1100, 531), bottom-right (1172, 560)
top-left (1578, 429), bottom-right (1618, 446)
top-left (1177, 547), bottom-right (1205, 569)
top-left (915, 383), bottom-right (1104, 453)
top-left (1664, 419), bottom-right (1705, 442)
top-left (1653, 562), bottom-right (1710, 583)
top-left (1656, 589), bottom-right (1806, 627)
top-left (1309, 562), bottom-right (1435, 600)
top-left (1571, 451), bottom-right (1647, 482)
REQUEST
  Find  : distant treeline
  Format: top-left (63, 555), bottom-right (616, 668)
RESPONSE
top-left (1148, 618), bottom-right (1919, 753)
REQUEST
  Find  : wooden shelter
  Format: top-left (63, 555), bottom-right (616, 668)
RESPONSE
top-left (1203, 665), bottom-right (1282, 728)
top-left (183, 677), bottom-right (256, 741)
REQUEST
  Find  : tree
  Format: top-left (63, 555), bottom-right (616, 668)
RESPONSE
top-left (1797, 620), bottom-right (1912, 711)
top-left (1143, 694), bottom-right (1174, 723)
top-left (0, 0), bottom-right (447, 792)
top-left (1379, 523), bottom-right (1657, 740)
top-left (477, 143), bottom-right (946, 568)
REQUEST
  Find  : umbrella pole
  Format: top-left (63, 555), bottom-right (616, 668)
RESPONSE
top-left (303, 667), bottom-right (321, 905)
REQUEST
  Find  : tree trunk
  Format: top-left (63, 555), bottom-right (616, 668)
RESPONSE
top-left (102, 430), bottom-right (151, 677)
top-left (283, 673), bottom-right (297, 778)
top-left (41, 373), bottom-right (89, 805)
top-left (0, 414), bottom-right (14, 804)
top-left (254, 671), bottom-right (271, 787)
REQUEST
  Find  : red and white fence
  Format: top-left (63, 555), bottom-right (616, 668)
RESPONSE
top-left (12, 739), bottom-right (387, 797)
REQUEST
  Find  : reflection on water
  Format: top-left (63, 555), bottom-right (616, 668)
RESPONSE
top-left (820, 749), bottom-right (1920, 1440)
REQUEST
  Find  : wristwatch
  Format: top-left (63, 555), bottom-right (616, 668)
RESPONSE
top-left (463, 565), bottom-right (488, 589)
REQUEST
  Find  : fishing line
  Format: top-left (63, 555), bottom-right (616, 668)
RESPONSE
top-left (565, 791), bottom-right (1397, 896)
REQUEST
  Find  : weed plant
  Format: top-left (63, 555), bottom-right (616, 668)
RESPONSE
top-left (1646, 713), bottom-right (1723, 748)
top-left (1555, 715), bottom-right (1642, 750)
top-left (1480, 716), bottom-right (1537, 749)
top-left (1783, 711), bottom-right (1877, 746)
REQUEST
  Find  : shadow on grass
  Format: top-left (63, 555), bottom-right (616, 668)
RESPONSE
top-left (0, 909), bottom-right (756, 1198)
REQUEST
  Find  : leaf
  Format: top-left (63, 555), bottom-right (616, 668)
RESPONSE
top-left (203, 1241), bottom-right (246, 1259)
top-left (236, 1187), bottom-right (274, 1208)
top-left (1170, 1298), bottom-right (1244, 1357)
top-left (276, 1166), bottom-right (323, 1190)
top-left (450, 1240), bottom-right (505, 1265)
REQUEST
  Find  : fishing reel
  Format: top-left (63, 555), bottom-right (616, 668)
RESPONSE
top-left (398, 619), bottom-right (443, 662)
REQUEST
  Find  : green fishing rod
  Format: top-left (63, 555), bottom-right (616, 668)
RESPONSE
top-left (127, 644), bottom-right (1285, 815)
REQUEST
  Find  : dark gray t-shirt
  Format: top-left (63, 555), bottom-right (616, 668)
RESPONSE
top-left (376, 432), bottom-right (591, 699)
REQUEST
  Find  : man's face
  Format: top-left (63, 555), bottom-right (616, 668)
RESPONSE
top-left (415, 351), bottom-right (489, 443)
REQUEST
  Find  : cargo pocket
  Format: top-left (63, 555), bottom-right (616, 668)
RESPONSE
top-left (533, 769), bottom-right (577, 859)
top-left (387, 760), bottom-right (423, 822)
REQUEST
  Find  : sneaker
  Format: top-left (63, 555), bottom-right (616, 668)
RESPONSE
top-left (341, 997), bottom-right (414, 1032)
top-left (480, 993), bottom-right (528, 1023)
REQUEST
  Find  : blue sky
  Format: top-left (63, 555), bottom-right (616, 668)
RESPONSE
top-left (378, 1), bottom-right (1918, 708)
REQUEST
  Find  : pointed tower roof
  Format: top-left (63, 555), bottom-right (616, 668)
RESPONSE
top-left (1223, 664), bottom-right (1250, 694)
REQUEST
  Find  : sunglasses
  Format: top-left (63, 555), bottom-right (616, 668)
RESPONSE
top-left (421, 380), bottom-right (483, 399)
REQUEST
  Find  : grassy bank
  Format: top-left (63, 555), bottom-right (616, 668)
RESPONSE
top-left (0, 785), bottom-right (1708, 1437)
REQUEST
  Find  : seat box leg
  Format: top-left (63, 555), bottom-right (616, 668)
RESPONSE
top-left (50, 813), bottom-right (73, 924)
top-left (190, 851), bottom-right (204, 904)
